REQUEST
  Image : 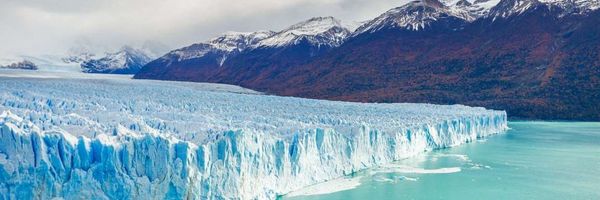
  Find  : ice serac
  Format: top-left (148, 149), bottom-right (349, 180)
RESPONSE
top-left (0, 77), bottom-right (508, 199)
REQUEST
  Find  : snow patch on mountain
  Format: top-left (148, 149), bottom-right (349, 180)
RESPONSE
top-left (578, 0), bottom-right (600, 10)
top-left (488, 0), bottom-right (600, 19)
top-left (211, 31), bottom-right (275, 52)
top-left (257, 17), bottom-right (351, 48)
top-left (156, 17), bottom-right (351, 66)
top-left (488, 0), bottom-right (540, 19)
top-left (540, 0), bottom-right (600, 14)
top-left (164, 31), bottom-right (274, 65)
top-left (444, 0), bottom-right (502, 18)
top-left (80, 46), bottom-right (153, 74)
top-left (62, 52), bottom-right (95, 64)
top-left (355, 0), bottom-right (500, 34)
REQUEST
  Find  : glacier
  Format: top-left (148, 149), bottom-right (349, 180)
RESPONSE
top-left (0, 72), bottom-right (507, 199)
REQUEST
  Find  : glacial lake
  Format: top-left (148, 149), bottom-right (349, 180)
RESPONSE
top-left (285, 122), bottom-right (600, 200)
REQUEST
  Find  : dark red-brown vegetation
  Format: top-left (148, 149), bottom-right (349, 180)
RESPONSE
top-left (136, 6), bottom-right (600, 121)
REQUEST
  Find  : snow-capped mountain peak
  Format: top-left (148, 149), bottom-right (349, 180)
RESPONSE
top-left (354, 0), bottom-right (499, 34)
top-left (161, 17), bottom-right (351, 65)
top-left (62, 52), bottom-right (95, 64)
top-left (488, 0), bottom-right (540, 19)
top-left (354, 0), bottom-right (448, 33)
top-left (143, 17), bottom-right (352, 70)
top-left (445, 0), bottom-right (502, 19)
top-left (119, 45), bottom-right (150, 58)
top-left (488, 0), bottom-right (600, 19)
top-left (539, 0), bottom-right (600, 14)
top-left (257, 16), bottom-right (351, 48)
top-left (280, 16), bottom-right (346, 37)
top-left (166, 30), bottom-right (275, 64)
top-left (208, 31), bottom-right (275, 52)
top-left (80, 46), bottom-right (153, 74)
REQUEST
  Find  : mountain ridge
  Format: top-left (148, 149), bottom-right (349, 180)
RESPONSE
top-left (134, 0), bottom-right (600, 120)
top-left (81, 46), bottom-right (154, 74)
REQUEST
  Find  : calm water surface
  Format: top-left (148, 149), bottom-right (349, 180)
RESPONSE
top-left (286, 122), bottom-right (600, 200)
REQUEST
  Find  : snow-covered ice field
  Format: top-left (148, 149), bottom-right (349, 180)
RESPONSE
top-left (0, 69), bottom-right (507, 199)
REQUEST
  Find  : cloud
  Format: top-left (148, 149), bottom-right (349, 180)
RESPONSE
top-left (0, 0), bottom-right (408, 56)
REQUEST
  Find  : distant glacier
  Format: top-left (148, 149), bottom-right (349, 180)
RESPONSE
top-left (0, 73), bottom-right (507, 199)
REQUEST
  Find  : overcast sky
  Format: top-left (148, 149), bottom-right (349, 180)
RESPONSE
top-left (0, 0), bottom-right (409, 56)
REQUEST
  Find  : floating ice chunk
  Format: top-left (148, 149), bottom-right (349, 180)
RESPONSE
top-left (285, 176), bottom-right (362, 197)
top-left (376, 164), bottom-right (462, 174)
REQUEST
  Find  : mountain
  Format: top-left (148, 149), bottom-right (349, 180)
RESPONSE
top-left (62, 52), bottom-right (95, 64)
top-left (60, 41), bottom-right (168, 74)
top-left (161, 30), bottom-right (274, 66)
top-left (353, 0), bottom-right (498, 34)
top-left (135, 16), bottom-right (352, 82)
top-left (134, 31), bottom-right (274, 80)
top-left (81, 46), bottom-right (154, 74)
top-left (256, 16), bottom-right (350, 47)
top-left (0, 60), bottom-right (38, 70)
top-left (135, 0), bottom-right (600, 120)
top-left (489, 0), bottom-right (600, 19)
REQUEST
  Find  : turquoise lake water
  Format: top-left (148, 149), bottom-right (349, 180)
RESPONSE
top-left (286, 122), bottom-right (600, 200)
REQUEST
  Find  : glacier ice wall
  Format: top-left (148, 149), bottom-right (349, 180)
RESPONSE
top-left (0, 76), bottom-right (507, 199)
top-left (0, 112), bottom-right (507, 199)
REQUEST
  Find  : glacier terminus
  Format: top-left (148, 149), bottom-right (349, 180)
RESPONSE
top-left (0, 72), bottom-right (507, 199)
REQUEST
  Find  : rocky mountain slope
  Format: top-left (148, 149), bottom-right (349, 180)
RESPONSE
top-left (135, 17), bottom-right (351, 81)
top-left (134, 0), bottom-right (600, 120)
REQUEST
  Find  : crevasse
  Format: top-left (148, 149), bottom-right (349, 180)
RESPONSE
top-left (0, 76), bottom-right (507, 199)
top-left (0, 110), bottom-right (507, 199)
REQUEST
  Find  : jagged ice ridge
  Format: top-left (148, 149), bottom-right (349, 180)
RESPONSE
top-left (0, 75), bottom-right (507, 199)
